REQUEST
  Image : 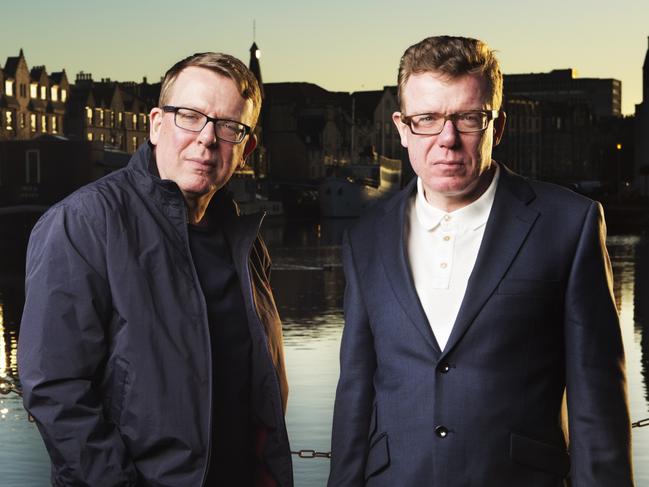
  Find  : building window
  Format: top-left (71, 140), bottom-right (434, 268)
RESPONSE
top-left (99, 109), bottom-right (104, 127)
top-left (51, 86), bottom-right (59, 102)
top-left (51, 116), bottom-right (58, 134)
top-left (140, 113), bottom-right (147, 130)
top-left (30, 113), bottom-right (37, 132)
top-left (5, 111), bottom-right (13, 131)
top-left (40, 86), bottom-right (47, 100)
top-left (61, 89), bottom-right (67, 102)
top-left (132, 113), bottom-right (137, 129)
top-left (4, 80), bottom-right (13, 96)
top-left (20, 112), bottom-right (26, 129)
top-left (25, 150), bottom-right (41, 184)
top-left (118, 112), bottom-right (123, 127)
top-left (85, 107), bottom-right (92, 126)
top-left (87, 132), bottom-right (93, 141)
top-left (110, 111), bottom-right (115, 128)
top-left (41, 114), bottom-right (47, 132)
top-left (99, 133), bottom-right (105, 142)
top-left (30, 83), bottom-right (38, 98)
top-left (132, 136), bottom-right (138, 151)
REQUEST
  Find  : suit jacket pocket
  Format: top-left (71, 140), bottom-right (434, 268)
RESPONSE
top-left (496, 278), bottom-right (561, 298)
top-left (510, 433), bottom-right (569, 477)
top-left (365, 433), bottom-right (390, 480)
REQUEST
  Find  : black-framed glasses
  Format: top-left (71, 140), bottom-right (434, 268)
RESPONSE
top-left (162, 106), bottom-right (251, 144)
top-left (400, 110), bottom-right (499, 136)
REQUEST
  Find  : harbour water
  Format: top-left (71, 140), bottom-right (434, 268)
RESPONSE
top-left (0, 219), bottom-right (648, 486)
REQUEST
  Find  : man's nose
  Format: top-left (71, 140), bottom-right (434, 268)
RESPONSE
top-left (197, 120), bottom-right (218, 145)
top-left (436, 119), bottom-right (460, 147)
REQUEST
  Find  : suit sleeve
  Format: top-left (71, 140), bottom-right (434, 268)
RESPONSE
top-left (564, 201), bottom-right (634, 486)
top-left (328, 229), bottom-right (377, 486)
top-left (17, 204), bottom-right (140, 486)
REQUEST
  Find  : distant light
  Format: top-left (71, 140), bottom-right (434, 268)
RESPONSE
top-left (0, 408), bottom-right (8, 415)
top-left (255, 49), bottom-right (261, 59)
top-left (616, 143), bottom-right (622, 150)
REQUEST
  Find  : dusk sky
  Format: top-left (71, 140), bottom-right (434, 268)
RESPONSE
top-left (2, 0), bottom-right (647, 114)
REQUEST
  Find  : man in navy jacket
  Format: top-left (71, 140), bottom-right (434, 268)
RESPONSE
top-left (19, 53), bottom-right (292, 486)
top-left (328, 36), bottom-right (633, 486)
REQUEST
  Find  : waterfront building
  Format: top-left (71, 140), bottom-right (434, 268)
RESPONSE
top-left (635, 37), bottom-right (649, 195)
top-left (0, 50), bottom-right (69, 141)
top-left (504, 68), bottom-right (621, 118)
top-left (262, 82), bottom-right (350, 181)
top-left (65, 73), bottom-right (151, 154)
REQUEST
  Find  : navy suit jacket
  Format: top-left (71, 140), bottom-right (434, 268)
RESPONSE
top-left (328, 165), bottom-right (633, 487)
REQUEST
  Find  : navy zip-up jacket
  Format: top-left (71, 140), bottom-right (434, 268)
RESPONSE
top-left (18, 142), bottom-right (293, 487)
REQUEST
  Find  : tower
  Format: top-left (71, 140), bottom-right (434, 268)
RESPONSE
top-left (634, 37), bottom-right (649, 194)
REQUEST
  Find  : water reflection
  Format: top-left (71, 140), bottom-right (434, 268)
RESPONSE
top-left (0, 221), bottom-right (648, 486)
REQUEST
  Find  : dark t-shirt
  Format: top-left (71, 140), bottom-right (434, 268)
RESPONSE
top-left (188, 218), bottom-right (254, 485)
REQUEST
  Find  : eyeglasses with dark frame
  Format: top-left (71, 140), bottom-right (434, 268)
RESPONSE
top-left (162, 105), bottom-right (251, 144)
top-left (400, 110), bottom-right (500, 136)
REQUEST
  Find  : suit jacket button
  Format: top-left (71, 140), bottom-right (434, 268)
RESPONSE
top-left (438, 362), bottom-right (451, 373)
top-left (435, 425), bottom-right (449, 438)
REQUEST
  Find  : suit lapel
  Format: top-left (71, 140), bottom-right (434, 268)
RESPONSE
top-left (378, 179), bottom-right (442, 354)
top-left (442, 167), bottom-right (539, 356)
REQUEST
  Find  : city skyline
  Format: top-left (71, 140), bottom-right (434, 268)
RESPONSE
top-left (1, 0), bottom-right (647, 115)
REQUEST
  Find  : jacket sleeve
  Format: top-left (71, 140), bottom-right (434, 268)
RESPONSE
top-left (18, 204), bottom-right (140, 487)
top-left (328, 229), bottom-right (377, 486)
top-left (564, 201), bottom-right (634, 486)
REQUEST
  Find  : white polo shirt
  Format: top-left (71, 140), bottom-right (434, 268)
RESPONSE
top-left (406, 164), bottom-right (500, 350)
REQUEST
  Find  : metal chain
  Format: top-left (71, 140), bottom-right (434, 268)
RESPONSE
top-left (291, 449), bottom-right (331, 459)
top-left (0, 377), bottom-right (22, 396)
top-left (2, 376), bottom-right (649, 432)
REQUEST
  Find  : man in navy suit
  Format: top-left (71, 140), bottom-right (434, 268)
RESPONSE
top-left (328, 36), bottom-right (633, 486)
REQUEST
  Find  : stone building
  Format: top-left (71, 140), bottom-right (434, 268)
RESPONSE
top-left (65, 73), bottom-right (151, 154)
top-left (0, 50), bottom-right (69, 141)
top-left (635, 37), bottom-right (649, 195)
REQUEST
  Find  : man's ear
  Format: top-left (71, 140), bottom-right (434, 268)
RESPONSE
top-left (241, 133), bottom-right (257, 166)
top-left (149, 107), bottom-right (163, 145)
top-left (493, 110), bottom-right (507, 146)
top-left (392, 111), bottom-right (409, 148)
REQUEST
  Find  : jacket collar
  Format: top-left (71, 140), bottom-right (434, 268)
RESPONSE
top-left (378, 163), bottom-right (539, 356)
top-left (126, 142), bottom-right (264, 240)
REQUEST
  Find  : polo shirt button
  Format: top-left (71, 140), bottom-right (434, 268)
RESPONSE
top-left (435, 425), bottom-right (449, 438)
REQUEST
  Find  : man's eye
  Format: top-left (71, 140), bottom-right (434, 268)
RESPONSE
top-left (178, 112), bottom-right (200, 122)
top-left (460, 112), bottom-right (482, 122)
top-left (414, 114), bottom-right (439, 124)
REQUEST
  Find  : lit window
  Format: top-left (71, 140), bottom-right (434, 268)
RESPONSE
top-left (140, 114), bottom-right (147, 129)
top-left (41, 114), bottom-right (47, 131)
top-left (51, 86), bottom-right (59, 101)
top-left (85, 107), bottom-right (92, 125)
top-left (118, 112), bottom-right (123, 126)
top-left (132, 113), bottom-right (137, 128)
top-left (20, 113), bottom-right (26, 129)
top-left (30, 113), bottom-right (36, 132)
top-left (87, 132), bottom-right (93, 141)
top-left (5, 111), bottom-right (13, 131)
top-left (25, 150), bottom-right (40, 184)
top-left (110, 111), bottom-right (115, 127)
top-left (99, 133), bottom-right (105, 142)
top-left (61, 89), bottom-right (67, 102)
top-left (40, 86), bottom-right (47, 100)
top-left (30, 83), bottom-right (38, 98)
top-left (99, 109), bottom-right (104, 126)
top-left (51, 116), bottom-right (58, 134)
top-left (4, 80), bottom-right (13, 96)
top-left (132, 136), bottom-right (137, 151)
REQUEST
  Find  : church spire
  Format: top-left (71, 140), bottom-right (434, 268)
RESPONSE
top-left (249, 41), bottom-right (264, 99)
top-left (644, 36), bottom-right (649, 101)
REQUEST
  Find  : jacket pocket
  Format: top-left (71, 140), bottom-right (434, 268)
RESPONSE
top-left (510, 433), bottom-right (570, 477)
top-left (496, 278), bottom-right (561, 298)
top-left (364, 433), bottom-right (390, 480)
